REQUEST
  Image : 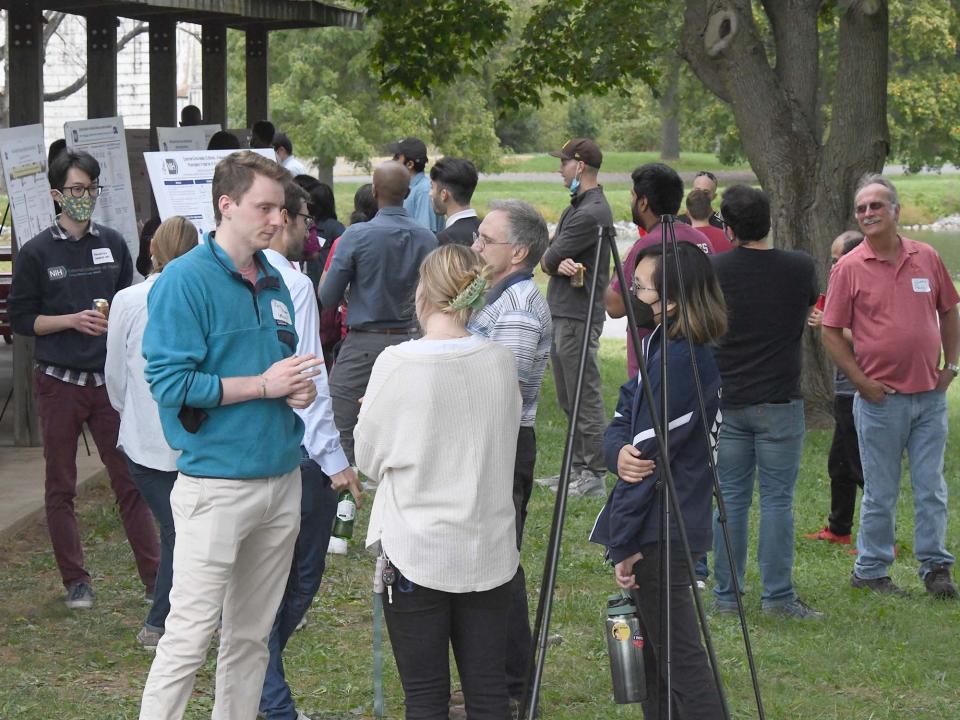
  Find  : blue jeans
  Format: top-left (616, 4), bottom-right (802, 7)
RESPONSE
top-left (259, 457), bottom-right (338, 720)
top-left (127, 459), bottom-right (177, 632)
top-left (712, 400), bottom-right (805, 608)
top-left (853, 390), bottom-right (954, 580)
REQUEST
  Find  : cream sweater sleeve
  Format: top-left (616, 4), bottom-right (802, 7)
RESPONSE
top-left (354, 347), bottom-right (403, 482)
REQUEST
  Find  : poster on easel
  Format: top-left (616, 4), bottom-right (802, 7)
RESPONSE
top-left (65, 117), bottom-right (141, 277)
top-left (0, 124), bottom-right (56, 248)
top-left (143, 148), bottom-right (276, 239)
top-left (156, 124), bottom-right (222, 152)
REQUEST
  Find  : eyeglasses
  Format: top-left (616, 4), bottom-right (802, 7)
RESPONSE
top-left (60, 184), bottom-right (102, 198)
top-left (297, 212), bottom-right (315, 229)
top-left (854, 201), bottom-right (888, 215)
top-left (629, 280), bottom-right (658, 298)
top-left (472, 231), bottom-right (512, 250)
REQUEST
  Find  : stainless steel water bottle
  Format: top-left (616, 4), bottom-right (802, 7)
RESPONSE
top-left (605, 593), bottom-right (646, 704)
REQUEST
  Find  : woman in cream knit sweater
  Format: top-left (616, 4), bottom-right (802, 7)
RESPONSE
top-left (356, 244), bottom-right (521, 719)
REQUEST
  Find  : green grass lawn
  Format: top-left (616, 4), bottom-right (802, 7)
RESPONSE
top-left (2, 339), bottom-right (959, 719)
top-left (498, 151), bottom-right (750, 176)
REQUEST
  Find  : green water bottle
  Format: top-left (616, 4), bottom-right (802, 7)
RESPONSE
top-left (331, 490), bottom-right (356, 541)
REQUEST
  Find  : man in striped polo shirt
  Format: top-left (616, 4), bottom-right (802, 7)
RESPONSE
top-left (469, 199), bottom-right (552, 712)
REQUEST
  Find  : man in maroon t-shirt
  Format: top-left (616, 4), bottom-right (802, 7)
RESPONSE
top-left (605, 163), bottom-right (716, 379)
top-left (686, 188), bottom-right (732, 253)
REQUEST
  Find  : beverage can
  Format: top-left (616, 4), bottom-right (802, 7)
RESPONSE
top-left (815, 293), bottom-right (826, 311)
top-left (570, 263), bottom-right (585, 288)
top-left (93, 298), bottom-right (110, 319)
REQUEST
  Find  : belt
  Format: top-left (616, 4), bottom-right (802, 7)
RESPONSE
top-left (351, 326), bottom-right (418, 335)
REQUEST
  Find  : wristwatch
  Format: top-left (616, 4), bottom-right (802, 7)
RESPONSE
top-left (945, 362), bottom-right (959, 377)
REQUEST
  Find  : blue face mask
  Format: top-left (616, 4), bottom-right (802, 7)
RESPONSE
top-left (569, 176), bottom-right (580, 197)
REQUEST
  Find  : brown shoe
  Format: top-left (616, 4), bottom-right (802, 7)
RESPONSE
top-left (850, 573), bottom-right (907, 596)
top-left (924, 565), bottom-right (959, 599)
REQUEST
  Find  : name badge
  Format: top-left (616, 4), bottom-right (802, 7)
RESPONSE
top-left (912, 278), bottom-right (931, 293)
top-left (91, 247), bottom-right (114, 265)
top-left (271, 299), bottom-right (292, 326)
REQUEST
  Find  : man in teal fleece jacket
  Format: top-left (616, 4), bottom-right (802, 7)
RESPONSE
top-left (139, 151), bottom-right (324, 720)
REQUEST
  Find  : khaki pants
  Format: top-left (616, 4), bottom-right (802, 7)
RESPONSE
top-left (139, 469), bottom-right (302, 720)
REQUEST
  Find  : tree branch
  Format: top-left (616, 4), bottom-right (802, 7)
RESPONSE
top-left (43, 11), bottom-right (67, 46)
top-left (761, 0), bottom-right (821, 133)
top-left (42, 23), bottom-right (148, 103)
top-left (44, 74), bottom-right (86, 102)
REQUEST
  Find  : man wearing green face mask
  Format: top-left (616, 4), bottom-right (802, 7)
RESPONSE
top-left (8, 149), bottom-right (158, 612)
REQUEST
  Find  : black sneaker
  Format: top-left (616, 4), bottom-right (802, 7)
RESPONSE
top-left (762, 597), bottom-right (823, 620)
top-left (65, 582), bottom-right (94, 609)
top-left (850, 573), bottom-right (907, 596)
top-left (924, 565), bottom-right (959, 599)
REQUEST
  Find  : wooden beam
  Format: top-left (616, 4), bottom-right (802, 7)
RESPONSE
top-left (87, 12), bottom-right (119, 118)
top-left (7, 0), bottom-right (43, 447)
top-left (245, 24), bottom-right (268, 128)
top-left (149, 17), bottom-right (178, 149)
top-left (201, 22), bottom-right (227, 127)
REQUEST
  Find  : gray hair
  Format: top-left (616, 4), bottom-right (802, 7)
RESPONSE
top-left (855, 173), bottom-right (899, 209)
top-left (488, 199), bottom-right (548, 268)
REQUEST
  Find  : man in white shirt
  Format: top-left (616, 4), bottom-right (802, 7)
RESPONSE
top-left (272, 132), bottom-right (309, 177)
top-left (430, 157), bottom-right (480, 247)
top-left (259, 181), bottom-right (360, 720)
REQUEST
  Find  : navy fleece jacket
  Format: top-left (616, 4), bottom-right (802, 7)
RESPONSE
top-left (590, 326), bottom-right (722, 563)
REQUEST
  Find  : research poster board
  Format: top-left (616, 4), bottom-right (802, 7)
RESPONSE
top-left (65, 117), bottom-right (141, 274)
top-left (144, 148), bottom-right (276, 239)
top-left (125, 129), bottom-right (153, 228)
top-left (0, 124), bottom-right (56, 247)
top-left (156, 124), bottom-right (221, 152)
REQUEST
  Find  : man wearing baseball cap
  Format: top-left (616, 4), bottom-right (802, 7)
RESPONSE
top-left (390, 136), bottom-right (443, 233)
top-left (537, 138), bottom-right (613, 498)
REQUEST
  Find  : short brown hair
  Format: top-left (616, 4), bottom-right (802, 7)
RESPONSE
top-left (152, 216), bottom-right (199, 272)
top-left (685, 189), bottom-right (713, 222)
top-left (283, 180), bottom-right (309, 219)
top-left (211, 151), bottom-right (291, 224)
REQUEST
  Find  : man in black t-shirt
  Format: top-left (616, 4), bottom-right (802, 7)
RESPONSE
top-left (709, 185), bottom-right (822, 620)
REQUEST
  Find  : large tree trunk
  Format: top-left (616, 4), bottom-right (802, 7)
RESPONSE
top-left (659, 56), bottom-right (681, 161)
top-left (680, 0), bottom-right (889, 420)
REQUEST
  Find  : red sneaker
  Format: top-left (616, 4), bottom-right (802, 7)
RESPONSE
top-left (802, 526), bottom-right (852, 545)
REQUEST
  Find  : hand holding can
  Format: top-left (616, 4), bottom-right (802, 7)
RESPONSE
top-left (570, 263), bottom-right (586, 288)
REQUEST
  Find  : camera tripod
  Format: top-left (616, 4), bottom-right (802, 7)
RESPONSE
top-left (521, 221), bottom-right (765, 720)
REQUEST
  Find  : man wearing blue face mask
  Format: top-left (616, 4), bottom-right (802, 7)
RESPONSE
top-left (9, 149), bottom-right (157, 612)
top-left (537, 138), bottom-right (613, 498)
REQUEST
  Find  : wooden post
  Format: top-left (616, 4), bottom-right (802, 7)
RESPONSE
top-left (86, 12), bottom-right (118, 119)
top-left (149, 18), bottom-right (178, 149)
top-left (7, 0), bottom-right (43, 446)
top-left (201, 22), bottom-right (228, 128)
top-left (245, 25), bottom-right (269, 128)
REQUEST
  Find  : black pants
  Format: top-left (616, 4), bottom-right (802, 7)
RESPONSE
top-left (384, 578), bottom-right (512, 720)
top-left (506, 426), bottom-right (536, 699)
top-left (827, 394), bottom-right (864, 536)
top-left (629, 549), bottom-right (723, 720)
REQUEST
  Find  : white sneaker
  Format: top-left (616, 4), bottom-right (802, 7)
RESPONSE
top-left (567, 471), bottom-right (607, 499)
top-left (534, 474), bottom-right (561, 489)
top-left (327, 536), bottom-right (348, 555)
top-left (296, 711), bottom-right (311, 720)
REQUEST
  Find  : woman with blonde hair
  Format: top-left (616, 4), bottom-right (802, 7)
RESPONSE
top-left (355, 244), bottom-right (521, 719)
top-left (105, 216), bottom-right (198, 651)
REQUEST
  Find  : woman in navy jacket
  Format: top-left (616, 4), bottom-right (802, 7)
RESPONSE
top-left (591, 241), bottom-right (727, 719)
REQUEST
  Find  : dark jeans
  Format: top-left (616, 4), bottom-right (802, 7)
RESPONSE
top-left (629, 548), bottom-right (723, 720)
top-left (259, 458), bottom-right (338, 720)
top-left (827, 394), bottom-right (864, 537)
top-left (384, 577), bottom-right (512, 720)
top-left (34, 371), bottom-right (159, 589)
top-left (127, 459), bottom-right (178, 631)
top-left (506, 426), bottom-right (535, 699)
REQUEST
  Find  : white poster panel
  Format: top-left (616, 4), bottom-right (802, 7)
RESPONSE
top-left (143, 148), bottom-right (276, 239)
top-left (0, 124), bottom-right (56, 247)
top-left (65, 117), bottom-right (141, 276)
top-left (156, 124), bottom-right (222, 152)
top-left (125, 129), bottom-right (153, 228)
